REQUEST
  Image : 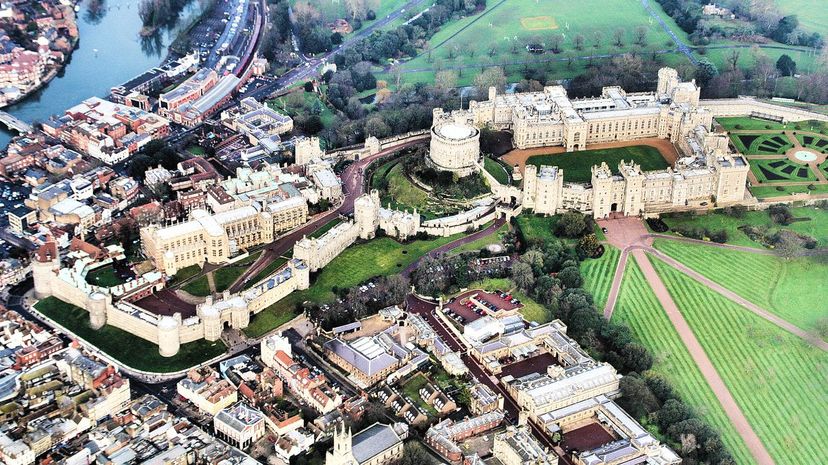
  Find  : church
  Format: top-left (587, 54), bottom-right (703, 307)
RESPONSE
top-left (325, 422), bottom-right (407, 465)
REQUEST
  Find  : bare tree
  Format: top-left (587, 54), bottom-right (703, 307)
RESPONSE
top-left (633, 26), bottom-right (648, 46)
top-left (549, 33), bottom-right (564, 53)
top-left (613, 28), bottom-right (625, 47)
top-left (573, 33), bottom-right (585, 51)
top-left (592, 30), bottom-right (603, 49)
top-left (726, 48), bottom-right (741, 72)
top-left (434, 70), bottom-right (458, 90)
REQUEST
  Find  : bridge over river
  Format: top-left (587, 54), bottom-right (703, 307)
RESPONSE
top-left (0, 111), bottom-right (33, 134)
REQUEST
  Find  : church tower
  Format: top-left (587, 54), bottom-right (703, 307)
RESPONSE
top-left (326, 423), bottom-right (357, 465)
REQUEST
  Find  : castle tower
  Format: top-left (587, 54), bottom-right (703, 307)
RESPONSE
top-left (488, 86), bottom-right (497, 102)
top-left (354, 191), bottom-right (380, 240)
top-left (657, 67), bottom-right (679, 97)
top-left (87, 292), bottom-right (108, 330)
top-left (326, 423), bottom-right (357, 465)
top-left (32, 242), bottom-right (60, 300)
top-left (198, 298), bottom-right (222, 341)
top-left (714, 155), bottom-right (750, 204)
top-left (591, 162), bottom-right (614, 218)
top-left (157, 315), bottom-right (181, 357)
top-left (619, 160), bottom-right (645, 216)
top-left (231, 299), bottom-right (250, 329)
top-left (291, 259), bottom-right (311, 290)
top-left (521, 165), bottom-right (538, 209)
top-left (295, 137), bottom-right (324, 166)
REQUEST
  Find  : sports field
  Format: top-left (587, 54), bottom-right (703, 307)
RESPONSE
top-left (395, 0), bottom-right (687, 75)
top-left (652, 258), bottom-right (828, 465)
top-left (612, 260), bottom-right (758, 465)
top-left (524, 145), bottom-right (670, 183)
top-left (653, 240), bottom-right (828, 337)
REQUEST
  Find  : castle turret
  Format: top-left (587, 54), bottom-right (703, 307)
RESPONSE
top-left (231, 299), bottom-right (249, 328)
top-left (32, 242), bottom-right (60, 300)
top-left (619, 160), bottom-right (644, 216)
top-left (291, 259), bottom-right (310, 290)
top-left (591, 162), bottom-right (615, 218)
top-left (657, 67), bottom-right (679, 97)
top-left (87, 292), bottom-right (108, 330)
top-left (198, 298), bottom-right (222, 341)
top-left (354, 191), bottom-right (380, 240)
top-left (157, 315), bottom-right (181, 357)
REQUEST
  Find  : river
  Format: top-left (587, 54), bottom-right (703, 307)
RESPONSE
top-left (0, 0), bottom-right (204, 149)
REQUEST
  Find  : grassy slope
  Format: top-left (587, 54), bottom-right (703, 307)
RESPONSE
top-left (483, 157), bottom-right (509, 184)
top-left (651, 258), bottom-right (828, 465)
top-left (612, 260), bottom-right (758, 465)
top-left (525, 145), bottom-right (670, 183)
top-left (35, 297), bottom-right (226, 372)
top-left (581, 246), bottom-right (620, 310)
top-left (659, 207), bottom-right (828, 248)
top-left (449, 222), bottom-right (507, 255)
top-left (653, 239), bottom-right (828, 337)
top-left (464, 277), bottom-right (550, 324)
top-left (777, 0), bottom-right (828, 35)
top-left (245, 234), bottom-right (463, 337)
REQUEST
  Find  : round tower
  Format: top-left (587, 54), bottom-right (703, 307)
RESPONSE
top-left (32, 260), bottom-right (56, 300)
top-left (87, 292), bottom-right (108, 330)
top-left (157, 315), bottom-right (181, 357)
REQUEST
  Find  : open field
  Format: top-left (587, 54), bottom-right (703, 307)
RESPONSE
top-left (777, 0), bottom-right (828, 35)
top-left (525, 145), bottom-right (670, 183)
top-left (612, 260), bottom-right (758, 465)
top-left (652, 258), bottom-right (828, 465)
top-left (659, 207), bottom-right (828, 248)
top-left (581, 246), bottom-right (620, 309)
top-left (245, 234), bottom-right (463, 337)
top-left (35, 297), bottom-right (226, 372)
top-left (395, 0), bottom-right (687, 76)
top-left (653, 239), bottom-right (828, 337)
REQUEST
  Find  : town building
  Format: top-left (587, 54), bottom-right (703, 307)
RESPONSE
top-left (325, 422), bottom-right (406, 465)
top-left (177, 367), bottom-right (239, 415)
top-left (492, 426), bottom-right (557, 465)
top-left (214, 402), bottom-right (266, 449)
top-left (425, 411), bottom-right (504, 464)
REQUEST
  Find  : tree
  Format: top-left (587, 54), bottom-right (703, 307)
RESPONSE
top-left (773, 231), bottom-right (802, 259)
top-left (592, 30), bottom-right (603, 48)
top-left (398, 442), bottom-right (435, 465)
top-left (613, 27), bottom-right (625, 47)
top-left (621, 342), bottom-right (653, 372)
top-left (725, 48), bottom-right (741, 72)
top-left (434, 70), bottom-right (458, 91)
top-left (633, 26), bottom-right (648, 46)
top-left (510, 261), bottom-right (535, 292)
top-left (772, 15), bottom-right (799, 43)
top-left (618, 374), bottom-right (659, 419)
top-left (555, 212), bottom-right (587, 238)
top-left (557, 266), bottom-right (582, 289)
top-left (694, 58), bottom-right (719, 87)
top-left (776, 54), bottom-right (797, 76)
top-left (549, 33), bottom-right (564, 53)
top-left (577, 234), bottom-right (602, 258)
top-left (573, 33), bottom-right (585, 51)
top-left (473, 66), bottom-right (506, 97)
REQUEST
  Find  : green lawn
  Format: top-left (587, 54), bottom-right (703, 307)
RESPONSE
top-left (85, 266), bottom-right (125, 288)
top-left (245, 234), bottom-right (464, 337)
top-left (777, 0), bottom-right (828, 35)
top-left (183, 275), bottom-right (211, 297)
top-left (718, 117), bottom-right (828, 133)
top-left (267, 91), bottom-right (335, 129)
top-left (168, 265), bottom-right (201, 287)
top-left (483, 157), bottom-right (509, 185)
top-left (581, 246), bottom-right (620, 310)
top-left (515, 214), bottom-right (559, 243)
top-left (187, 145), bottom-right (206, 156)
top-left (653, 239), bottom-right (828, 338)
top-left (34, 297), bottom-right (226, 372)
top-left (651, 258), bottom-right (828, 465)
top-left (612, 260), bottom-right (758, 465)
top-left (396, 0), bottom-right (687, 77)
top-left (750, 183), bottom-right (828, 199)
top-left (525, 145), bottom-right (670, 183)
top-left (659, 207), bottom-right (828, 248)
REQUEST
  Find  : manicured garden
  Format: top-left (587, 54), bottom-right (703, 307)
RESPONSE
top-left (525, 145), bottom-right (670, 183)
top-left (796, 133), bottom-right (828, 152)
top-left (651, 259), bottom-right (828, 465)
top-left (581, 246), bottom-right (620, 310)
top-left (750, 158), bottom-right (816, 183)
top-left (34, 297), bottom-right (226, 372)
top-left (653, 240), bottom-right (828, 338)
top-left (244, 234), bottom-right (465, 337)
top-left (730, 133), bottom-right (793, 155)
top-left (612, 260), bottom-right (758, 465)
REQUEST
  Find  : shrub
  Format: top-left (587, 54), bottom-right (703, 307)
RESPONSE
top-left (808, 184), bottom-right (816, 190)
top-left (776, 186), bottom-right (785, 191)
top-left (709, 229), bottom-right (728, 243)
top-left (646, 217), bottom-right (669, 232)
top-left (769, 205), bottom-right (794, 225)
top-left (734, 124), bottom-right (743, 130)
